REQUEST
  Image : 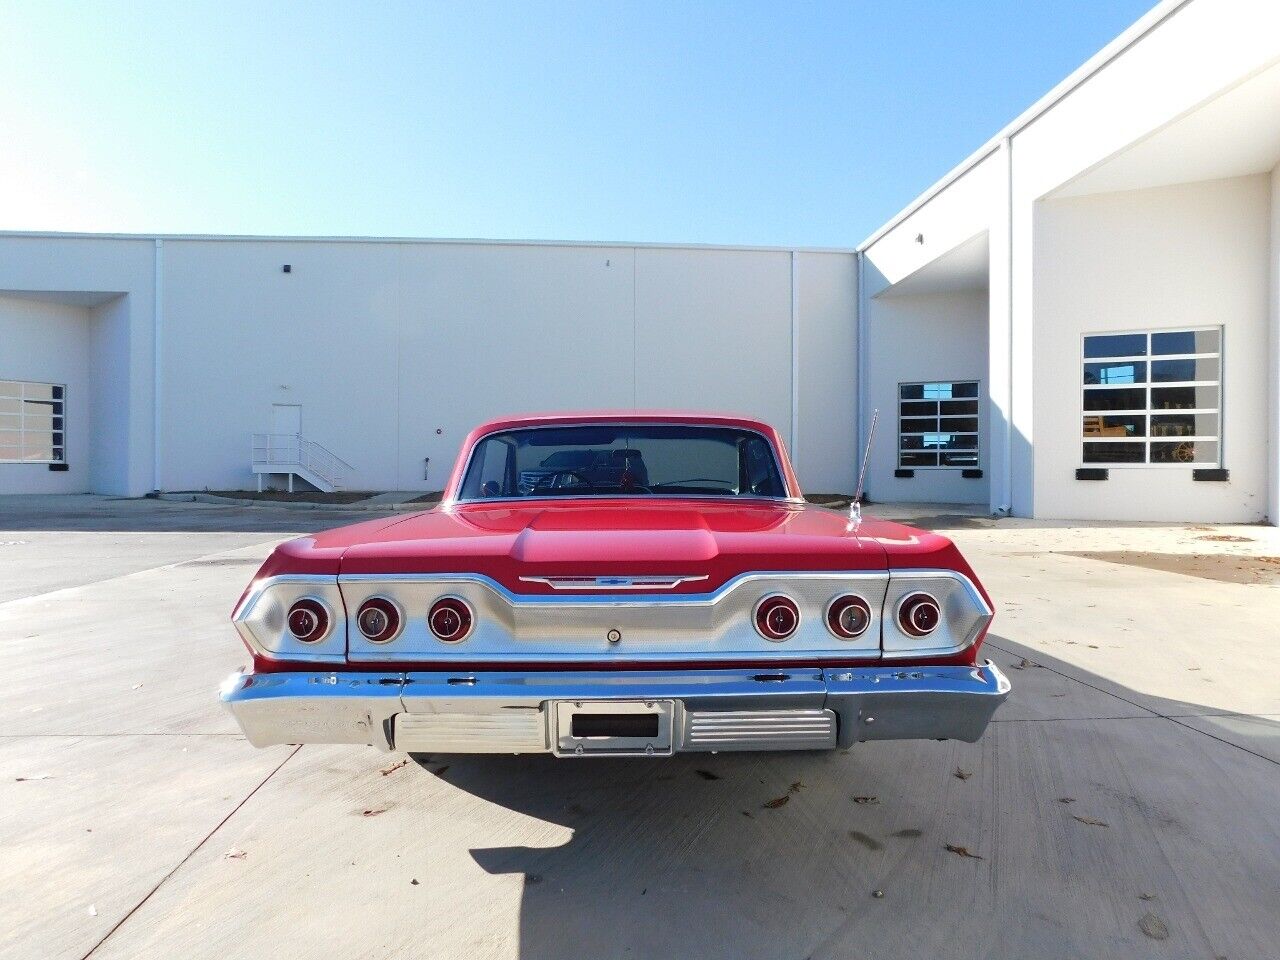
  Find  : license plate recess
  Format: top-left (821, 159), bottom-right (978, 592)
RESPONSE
top-left (552, 699), bottom-right (675, 757)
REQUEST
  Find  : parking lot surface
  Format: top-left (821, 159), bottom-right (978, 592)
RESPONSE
top-left (2, 495), bottom-right (1278, 960)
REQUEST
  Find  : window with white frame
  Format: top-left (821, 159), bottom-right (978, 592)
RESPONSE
top-left (1081, 328), bottom-right (1220, 466)
top-left (898, 381), bottom-right (979, 468)
top-left (0, 380), bottom-right (66, 464)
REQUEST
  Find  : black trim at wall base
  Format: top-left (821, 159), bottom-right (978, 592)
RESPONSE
top-left (962, 469), bottom-right (983, 479)
top-left (894, 469), bottom-right (915, 479)
top-left (1192, 469), bottom-right (1229, 482)
top-left (48, 463), bottom-right (69, 472)
top-left (1075, 468), bottom-right (1108, 481)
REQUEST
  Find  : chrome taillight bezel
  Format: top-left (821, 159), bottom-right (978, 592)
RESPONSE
top-left (753, 593), bottom-right (801, 641)
top-left (286, 597), bottom-right (332, 644)
top-left (356, 595), bottom-right (403, 644)
top-left (825, 594), bottom-right (873, 640)
top-left (428, 595), bottom-right (475, 643)
top-left (897, 592), bottom-right (942, 637)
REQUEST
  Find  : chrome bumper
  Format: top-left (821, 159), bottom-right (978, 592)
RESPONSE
top-left (220, 662), bottom-right (1009, 754)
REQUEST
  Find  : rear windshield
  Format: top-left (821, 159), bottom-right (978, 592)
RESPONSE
top-left (457, 424), bottom-right (788, 500)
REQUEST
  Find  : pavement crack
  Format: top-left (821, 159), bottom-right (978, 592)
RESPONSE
top-left (79, 744), bottom-right (301, 959)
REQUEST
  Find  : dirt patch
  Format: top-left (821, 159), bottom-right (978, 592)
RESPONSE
top-left (1063, 551), bottom-right (1280, 585)
top-left (408, 492), bottom-right (444, 504)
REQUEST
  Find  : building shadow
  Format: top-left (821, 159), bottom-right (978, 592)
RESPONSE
top-left (412, 634), bottom-right (1279, 960)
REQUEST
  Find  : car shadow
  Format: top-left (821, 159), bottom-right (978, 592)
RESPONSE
top-left (411, 634), bottom-right (1280, 960)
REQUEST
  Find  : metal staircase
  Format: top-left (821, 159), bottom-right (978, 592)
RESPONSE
top-left (250, 434), bottom-right (353, 493)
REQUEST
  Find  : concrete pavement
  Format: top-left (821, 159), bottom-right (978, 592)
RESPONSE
top-left (1, 495), bottom-right (1277, 960)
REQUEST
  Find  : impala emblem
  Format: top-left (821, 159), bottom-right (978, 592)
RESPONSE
top-left (519, 574), bottom-right (710, 591)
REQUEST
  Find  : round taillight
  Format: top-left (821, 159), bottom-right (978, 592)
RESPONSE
top-left (898, 593), bottom-right (941, 637)
top-left (826, 595), bottom-right (872, 639)
top-left (286, 598), bottom-right (330, 644)
top-left (428, 596), bottom-right (474, 643)
top-left (356, 596), bottom-right (402, 644)
top-left (754, 595), bottom-right (800, 641)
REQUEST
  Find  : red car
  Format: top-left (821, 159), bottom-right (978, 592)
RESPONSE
top-left (221, 412), bottom-right (1008, 757)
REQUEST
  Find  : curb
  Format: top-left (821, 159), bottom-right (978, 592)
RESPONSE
top-left (157, 493), bottom-right (435, 512)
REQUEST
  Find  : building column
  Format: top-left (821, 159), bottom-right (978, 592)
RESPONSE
top-left (987, 138), bottom-right (1014, 515)
top-left (1268, 163), bottom-right (1280, 525)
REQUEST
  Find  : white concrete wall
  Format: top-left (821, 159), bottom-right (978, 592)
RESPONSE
top-left (864, 290), bottom-right (989, 505)
top-left (0, 235), bottom-right (156, 496)
top-left (0, 296), bottom-right (92, 494)
top-left (152, 239), bottom-right (856, 493)
top-left (1034, 175), bottom-right (1272, 521)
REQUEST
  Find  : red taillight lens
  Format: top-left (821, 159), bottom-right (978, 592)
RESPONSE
top-left (428, 596), bottom-right (474, 642)
top-left (356, 597), bottom-right (402, 644)
top-left (286, 598), bottom-right (330, 643)
top-left (826, 595), bottom-right (872, 639)
top-left (754, 595), bottom-right (800, 641)
top-left (898, 593), bottom-right (941, 637)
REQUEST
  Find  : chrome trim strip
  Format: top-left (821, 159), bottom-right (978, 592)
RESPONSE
top-left (336, 569), bottom-right (892, 608)
top-left (518, 574), bottom-right (710, 590)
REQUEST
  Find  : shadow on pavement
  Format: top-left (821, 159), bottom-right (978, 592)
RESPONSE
top-left (411, 634), bottom-right (1279, 960)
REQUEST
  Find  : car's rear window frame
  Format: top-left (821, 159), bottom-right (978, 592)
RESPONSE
top-left (448, 421), bottom-right (800, 505)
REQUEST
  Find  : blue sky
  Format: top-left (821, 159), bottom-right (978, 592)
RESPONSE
top-left (1, 1), bottom-right (1156, 247)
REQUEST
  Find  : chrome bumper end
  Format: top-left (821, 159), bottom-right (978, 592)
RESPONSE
top-left (220, 662), bottom-right (1009, 754)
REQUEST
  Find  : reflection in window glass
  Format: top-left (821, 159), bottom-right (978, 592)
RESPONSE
top-left (1081, 329), bottom-right (1220, 466)
top-left (0, 380), bottom-right (66, 464)
top-left (1083, 334), bottom-right (1147, 359)
top-left (898, 381), bottom-right (979, 470)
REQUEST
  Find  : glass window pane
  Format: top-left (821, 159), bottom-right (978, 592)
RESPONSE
top-left (1083, 387), bottom-right (1146, 411)
top-left (922, 433), bottom-right (978, 451)
top-left (22, 439), bottom-right (54, 460)
top-left (1151, 385), bottom-right (1217, 410)
top-left (51, 447), bottom-right (64, 462)
top-left (1084, 334), bottom-right (1147, 358)
top-left (900, 401), bottom-right (936, 416)
top-left (1083, 361), bottom-right (1145, 385)
top-left (0, 414), bottom-right (18, 430)
top-left (899, 384), bottom-right (924, 400)
top-left (1083, 414), bottom-right (1145, 438)
top-left (23, 383), bottom-right (55, 401)
top-left (1151, 357), bottom-right (1218, 383)
top-left (939, 399), bottom-right (978, 415)
top-left (899, 417), bottom-right (937, 434)
top-left (951, 382), bottom-right (979, 398)
top-left (51, 385), bottom-right (65, 400)
top-left (900, 451), bottom-right (938, 467)
top-left (0, 399), bottom-right (20, 415)
top-left (1083, 441), bottom-right (1145, 464)
top-left (940, 450), bottom-right (979, 467)
top-left (939, 416), bottom-right (978, 433)
top-left (921, 383), bottom-right (955, 400)
top-left (0, 382), bottom-right (21, 398)
top-left (1150, 440), bottom-right (1217, 464)
top-left (899, 435), bottom-right (925, 450)
top-left (1152, 329), bottom-right (1218, 355)
top-left (1150, 413), bottom-right (1217, 438)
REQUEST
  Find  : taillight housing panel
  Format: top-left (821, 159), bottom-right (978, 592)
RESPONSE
top-left (753, 594), bottom-right (801, 641)
top-left (232, 576), bottom-right (346, 662)
top-left (825, 594), bottom-right (873, 640)
top-left (881, 571), bottom-right (992, 658)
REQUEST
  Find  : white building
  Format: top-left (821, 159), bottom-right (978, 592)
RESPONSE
top-left (3, 0), bottom-right (1279, 524)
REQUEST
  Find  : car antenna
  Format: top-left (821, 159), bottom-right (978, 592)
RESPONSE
top-left (849, 409), bottom-right (878, 532)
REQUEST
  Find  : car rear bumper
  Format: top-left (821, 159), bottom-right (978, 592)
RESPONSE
top-left (220, 662), bottom-right (1009, 755)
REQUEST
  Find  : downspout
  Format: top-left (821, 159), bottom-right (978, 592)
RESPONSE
top-left (153, 238), bottom-right (163, 492)
top-left (1002, 136), bottom-right (1014, 515)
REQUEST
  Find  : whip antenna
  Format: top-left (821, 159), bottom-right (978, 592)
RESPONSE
top-left (849, 409), bottom-right (878, 531)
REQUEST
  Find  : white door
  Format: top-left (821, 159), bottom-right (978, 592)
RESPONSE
top-left (271, 404), bottom-right (301, 437)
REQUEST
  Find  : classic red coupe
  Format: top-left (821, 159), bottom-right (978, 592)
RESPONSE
top-left (221, 412), bottom-right (1008, 756)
